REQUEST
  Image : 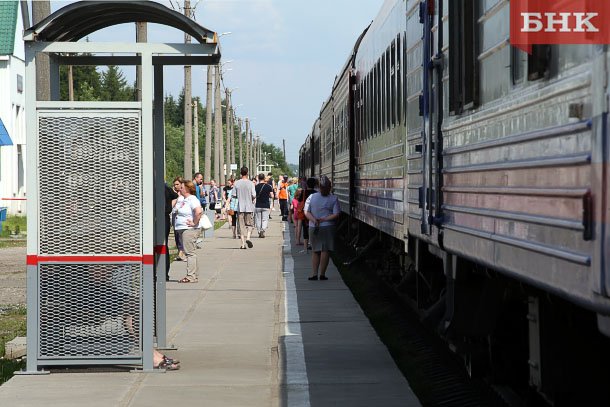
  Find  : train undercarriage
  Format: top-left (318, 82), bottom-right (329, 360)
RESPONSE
top-left (340, 213), bottom-right (610, 406)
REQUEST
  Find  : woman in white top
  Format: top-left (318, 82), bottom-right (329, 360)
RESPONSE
top-left (304, 175), bottom-right (340, 280)
top-left (174, 180), bottom-right (203, 283)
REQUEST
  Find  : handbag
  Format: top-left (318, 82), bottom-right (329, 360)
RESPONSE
top-left (201, 214), bottom-right (213, 230)
top-left (214, 201), bottom-right (222, 210)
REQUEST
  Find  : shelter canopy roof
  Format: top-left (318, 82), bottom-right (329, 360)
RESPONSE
top-left (24, 1), bottom-right (217, 44)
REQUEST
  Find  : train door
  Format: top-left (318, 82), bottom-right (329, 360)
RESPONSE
top-left (419, 0), bottom-right (435, 235)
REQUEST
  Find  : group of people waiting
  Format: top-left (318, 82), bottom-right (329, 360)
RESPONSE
top-left (164, 169), bottom-right (340, 285)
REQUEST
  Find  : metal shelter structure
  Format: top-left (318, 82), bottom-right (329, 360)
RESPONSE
top-left (21, 1), bottom-right (221, 373)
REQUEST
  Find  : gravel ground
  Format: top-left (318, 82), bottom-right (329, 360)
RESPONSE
top-left (0, 246), bottom-right (26, 307)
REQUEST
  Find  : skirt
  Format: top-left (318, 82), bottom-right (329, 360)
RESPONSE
top-left (309, 225), bottom-right (335, 252)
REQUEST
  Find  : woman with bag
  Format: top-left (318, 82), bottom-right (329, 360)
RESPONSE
top-left (227, 181), bottom-right (240, 239)
top-left (175, 180), bottom-right (203, 283)
top-left (222, 178), bottom-right (234, 223)
top-left (292, 188), bottom-right (304, 245)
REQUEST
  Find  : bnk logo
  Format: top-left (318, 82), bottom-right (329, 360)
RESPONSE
top-left (511, 0), bottom-right (610, 53)
top-left (521, 13), bottom-right (599, 33)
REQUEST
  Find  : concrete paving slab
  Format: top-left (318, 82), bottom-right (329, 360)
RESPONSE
top-left (130, 384), bottom-right (273, 407)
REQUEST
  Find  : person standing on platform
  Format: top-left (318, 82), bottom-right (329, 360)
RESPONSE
top-left (222, 178), bottom-right (234, 224)
top-left (209, 179), bottom-right (219, 219)
top-left (164, 182), bottom-right (178, 281)
top-left (292, 187), bottom-right (304, 245)
top-left (232, 167), bottom-right (256, 249)
top-left (172, 177), bottom-right (186, 262)
top-left (193, 172), bottom-right (207, 208)
top-left (176, 180), bottom-right (203, 283)
top-left (254, 173), bottom-right (274, 238)
top-left (304, 175), bottom-right (340, 280)
top-left (268, 172), bottom-right (277, 215)
top-left (301, 177), bottom-right (318, 252)
top-left (278, 175), bottom-right (289, 221)
top-left (288, 177), bottom-right (298, 224)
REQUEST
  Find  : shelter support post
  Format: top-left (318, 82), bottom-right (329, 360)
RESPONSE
top-left (17, 44), bottom-right (48, 375)
top-left (139, 51), bottom-right (156, 372)
top-left (153, 65), bottom-right (173, 350)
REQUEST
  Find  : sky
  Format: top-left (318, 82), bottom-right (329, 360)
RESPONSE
top-left (46, 0), bottom-right (386, 164)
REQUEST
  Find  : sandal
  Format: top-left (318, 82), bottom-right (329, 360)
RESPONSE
top-left (179, 277), bottom-right (197, 283)
top-left (155, 355), bottom-right (180, 370)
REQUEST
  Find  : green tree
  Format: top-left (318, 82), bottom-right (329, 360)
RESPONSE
top-left (101, 66), bottom-right (134, 101)
top-left (59, 54), bottom-right (103, 101)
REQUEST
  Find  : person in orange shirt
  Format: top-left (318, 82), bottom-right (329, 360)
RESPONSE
top-left (278, 175), bottom-right (289, 221)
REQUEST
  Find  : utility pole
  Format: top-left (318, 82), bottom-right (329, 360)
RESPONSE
top-left (257, 136), bottom-right (261, 173)
top-left (238, 118), bottom-right (243, 168)
top-left (136, 22), bottom-right (147, 101)
top-left (32, 0), bottom-right (50, 101)
top-left (204, 66), bottom-right (213, 185)
top-left (193, 100), bottom-right (199, 173)
top-left (249, 129), bottom-right (253, 174)
top-left (225, 89), bottom-right (231, 183)
top-left (214, 65), bottom-right (222, 182)
top-left (68, 64), bottom-right (74, 101)
top-left (245, 119), bottom-right (250, 172)
top-left (183, 0), bottom-right (193, 180)
top-left (283, 139), bottom-right (287, 170)
top-left (230, 108), bottom-right (235, 176)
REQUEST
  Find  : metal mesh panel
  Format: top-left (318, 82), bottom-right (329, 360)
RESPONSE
top-left (39, 263), bottom-right (142, 358)
top-left (38, 113), bottom-right (141, 255)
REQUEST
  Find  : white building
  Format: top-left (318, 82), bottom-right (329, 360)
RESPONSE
top-left (0, 1), bottom-right (26, 215)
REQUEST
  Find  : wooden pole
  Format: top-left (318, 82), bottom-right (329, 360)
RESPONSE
top-left (193, 100), bottom-right (199, 173)
top-left (183, 0), bottom-right (192, 180)
top-left (214, 65), bottom-right (222, 182)
top-left (224, 89), bottom-right (231, 184)
top-left (32, 0), bottom-right (50, 101)
top-left (238, 118), bottom-right (243, 169)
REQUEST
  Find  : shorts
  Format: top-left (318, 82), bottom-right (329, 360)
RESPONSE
top-left (238, 212), bottom-right (254, 232)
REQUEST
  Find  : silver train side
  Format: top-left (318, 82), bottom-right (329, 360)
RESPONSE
top-left (300, 0), bottom-right (610, 398)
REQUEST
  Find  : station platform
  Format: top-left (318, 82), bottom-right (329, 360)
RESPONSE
top-left (0, 213), bottom-right (419, 406)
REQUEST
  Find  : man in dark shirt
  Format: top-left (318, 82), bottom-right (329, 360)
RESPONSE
top-left (164, 183), bottom-right (179, 280)
top-left (254, 173), bottom-right (274, 238)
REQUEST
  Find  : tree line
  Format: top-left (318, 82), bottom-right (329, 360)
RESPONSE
top-left (60, 62), bottom-right (293, 181)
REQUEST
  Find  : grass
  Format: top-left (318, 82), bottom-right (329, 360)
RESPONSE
top-left (0, 240), bottom-right (26, 249)
top-left (1, 216), bottom-right (26, 238)
top-left (0, 307), bottom-right (27, 386)
top-left (214, 220), bottom-right (227, 230)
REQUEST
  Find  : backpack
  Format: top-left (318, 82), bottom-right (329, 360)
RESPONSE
top-left (296, 195), bottom-right (306, 221)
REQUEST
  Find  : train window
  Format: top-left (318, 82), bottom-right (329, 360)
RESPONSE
top-left (368, 72), bottom-right (372, 139)
top-left (449, 0), bottom-right (478, 114)
top-left (396, 35), bottom-right (402, 125)
top-left (511, 46), bottom-right (526, 85)
top-left (528, 44), bottom-right (551, 81)
top-left (390, 40), bottom-right (398, 126)
top-left (385, 50), bottom-right (389, 131)
top-left (373, 60), bottom-right (382, 135)
top-left (403, 32), bottom-right (407, 124)
top-left (380, 57), bottom-right (385, 134)
top-left (373, 65), bottom-right (377, 137)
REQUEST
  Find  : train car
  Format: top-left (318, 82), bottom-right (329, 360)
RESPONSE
top-left (311, 117), bottom-right (321, 179)
top-left (299, 133), bottom-right (312, 179)
top-left (320, 96), bottom-right (334, 184)
top-left (301, 0), bottom-right (610, 401)
top-left (352, 0), bottom-right (408, 241)
top-left (332, 60), bottom-right (353, 214)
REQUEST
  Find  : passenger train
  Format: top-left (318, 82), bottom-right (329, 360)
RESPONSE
top-left (299, 0), bottom-right (610, 402)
